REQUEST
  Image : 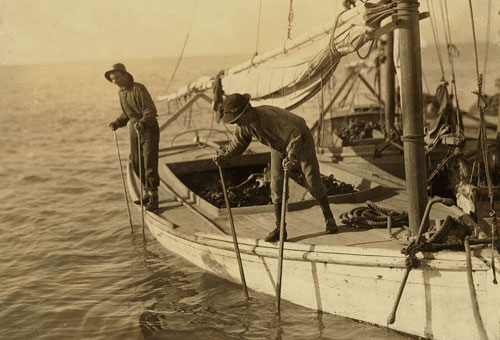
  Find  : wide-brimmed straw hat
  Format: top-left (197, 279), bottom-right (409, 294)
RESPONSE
top-left (222, 93), bottom-right (251, 124)
top-left (105, 63), bottom-right (134, 82)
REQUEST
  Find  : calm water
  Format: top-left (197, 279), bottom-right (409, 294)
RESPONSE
top-left (0, 43), bottom-right (497, 340)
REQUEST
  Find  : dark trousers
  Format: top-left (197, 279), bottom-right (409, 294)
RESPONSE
top-left (129, 120), bottom-right (160, 191)
top-left (270, 133), bottom-right (326, 203)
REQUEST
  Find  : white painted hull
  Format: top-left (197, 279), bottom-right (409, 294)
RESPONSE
top-left (143, 210), bottom-right (499, 340)
top-left (127, 152), bottom-right (499, 340)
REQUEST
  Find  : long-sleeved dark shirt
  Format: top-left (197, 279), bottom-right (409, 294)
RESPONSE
top-left (114, 82), bottom-right (157, 127)
top-left (225, 105), bottom-right (310, 158)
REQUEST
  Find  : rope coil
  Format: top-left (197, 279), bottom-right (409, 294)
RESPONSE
top-left (340, 200), bottom-right (408, 229)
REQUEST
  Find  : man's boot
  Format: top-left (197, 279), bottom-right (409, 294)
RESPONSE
top-left (318, 195), bottom-right (338, 234)
top-left (265, 222), bottom-right (287, 242)
top-left (265, 202), bottom-right (287, 242)
top-left (325, 217), bottom-right (338, 234)
top-left (134, 192), bottom-right (151, 205)
top-left (145, 189), bottom-right (159, 211)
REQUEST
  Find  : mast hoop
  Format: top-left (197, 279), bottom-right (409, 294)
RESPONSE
top-left (400, 133), bottom-right (426, 145)
top-left (395, 0), bottom-right (419, 14)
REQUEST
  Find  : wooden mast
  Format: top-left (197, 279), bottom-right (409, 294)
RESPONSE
top-left (397, 0), bottom-right (428, 235)
top-left (383, 32), bottom-right (396, 136)
top-left (496, 83), bottom-right (500, 170)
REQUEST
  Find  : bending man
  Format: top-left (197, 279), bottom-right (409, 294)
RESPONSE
top-left (214, 93), bottom-right (337, 242)
top-left (106, 63), bottom-right (160, 211)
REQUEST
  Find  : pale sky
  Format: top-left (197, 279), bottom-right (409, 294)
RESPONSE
top-left (0, 0), bottom-right (498, 65)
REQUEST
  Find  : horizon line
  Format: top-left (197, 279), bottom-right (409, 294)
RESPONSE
top-left (2, 41), bottom-right (497, 67)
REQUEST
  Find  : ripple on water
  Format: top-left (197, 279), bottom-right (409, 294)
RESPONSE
top-left (54, 186), bottom-right (91, 195)
top-left (0, 59), bottom-right (436, 340)
top-left (19, 174), bottom-right (53, 184)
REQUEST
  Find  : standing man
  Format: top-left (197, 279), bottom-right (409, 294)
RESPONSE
top-left (213, 93), bottom-right (337, 242)
top-left (106, 63), bottom-right (160, 211)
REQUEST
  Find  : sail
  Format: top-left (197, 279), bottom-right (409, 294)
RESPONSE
top-left (223, 1), bottom-right (393, 110)
top-left (158, 0), bottom-right (394, 111)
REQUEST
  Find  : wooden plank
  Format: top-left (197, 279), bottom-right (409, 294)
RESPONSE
top-left (159, 177), bottom-right (228, 235)
top-left (159, 93), bottom-right (203, 132)
top-left (199, 93), bottom-right (213, 104)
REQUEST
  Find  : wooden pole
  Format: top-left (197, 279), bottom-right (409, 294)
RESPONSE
top-left (495, 89), bottom-right (500, 170)
top-left (159, 93), bottom-right (203, 132)
top-left (217, 165), bottom-right (249, 300)
top-left (464, 237), bottom-right (489, 340)
top-left (384, 32), bottom-right (396, 136)
top-left (324, 68), bottom-right (355, 114)
top-left (358, 74), bottom-right (385, 107)
top-left (387, 265), bottom-right (411, 325)
top-left (112, 131), bottom-right (134, 233)
top-left (397, 0), bottom-right (428, 236)
top-left (387, 196), bottom-right (453, 325)
top-left (276, 168), bottom-right (289, 314)
top-left (135, 128), bottom-right (146, 240)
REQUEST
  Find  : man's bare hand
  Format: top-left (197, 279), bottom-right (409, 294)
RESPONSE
top-left (282, 154), bottom-right (296, 170)
top-left (109, 121), bottom-right (119, 131)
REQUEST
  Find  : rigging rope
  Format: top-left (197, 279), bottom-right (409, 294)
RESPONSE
top-left (170, 128), bottom-right (230, 147)
top-left (332, 76), bottom-right (362, 147)
top-left (319, 74), bottom-right (326, 146)
top-left (254, 0), bottom-right (263, 56)
top-left (165, 0), bottom-right (199, 93)
top-left (442, 0), bottom-right (463, 132)
top-left (468, 0), bottom-right (498, 285)
top-left (482, 0), bottom-right (492, 90)
top-left (425, 0), bottom-right (445, 78)
top-left (204, 105), bottom-right (216, 145)
top-left (287, 0), bottom-right (294, 40)
top-left (468, 0), bottom-right (481, 79)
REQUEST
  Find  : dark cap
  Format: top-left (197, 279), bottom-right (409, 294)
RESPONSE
top-left (222, 93), bottom-right (251, 124)
top-left (104, 63), bottom-right (134, 82)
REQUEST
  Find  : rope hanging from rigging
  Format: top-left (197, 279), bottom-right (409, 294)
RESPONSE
top-left (286, 0), bottom-right (294, 40)
top-left (254, 0), bottom-right (263, 56)
top-left (482, 0), bottom-right (492, 90)
top-left (165, 0), bottom-right (198, 93)
top-left (440, 0), bottom-right (463, 131)
top-left (467, 0), bottom-right (498, 286)
top-left (425, 0), bottom-right (445, 79)
top-left (421, 0), bottom-right (466, 191)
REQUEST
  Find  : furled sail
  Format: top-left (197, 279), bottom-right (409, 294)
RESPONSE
top-left (222, 0), bottom-right (393, 110)
top-left (157, 0), bottom-right (394, 112)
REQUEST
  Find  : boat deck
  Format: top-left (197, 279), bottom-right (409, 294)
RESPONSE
top-left (153, 141), bottom-right (463, 252)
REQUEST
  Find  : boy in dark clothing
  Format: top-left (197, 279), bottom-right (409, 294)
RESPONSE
top-left (106, 63), bottom-right (159, 211)
top-left (214, 93), bottom-right (337, 242)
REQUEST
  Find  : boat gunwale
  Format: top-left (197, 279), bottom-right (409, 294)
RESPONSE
top-left (153, 216), bottom-right (494, 271)
top-left (128, 165), bottom-right (495, 272)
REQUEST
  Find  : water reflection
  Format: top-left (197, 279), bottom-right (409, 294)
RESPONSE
top-left (134, 237), bottom-right (412, 340)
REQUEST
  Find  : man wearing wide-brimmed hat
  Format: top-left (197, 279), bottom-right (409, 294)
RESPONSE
top-left (213, 93), bottom-right (337, 242)
top-left (106, 63), bottom-right (160, 211)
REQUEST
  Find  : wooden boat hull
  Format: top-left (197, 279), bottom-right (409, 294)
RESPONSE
top-left (127, 158), bottom-right (500, 340)
top-left (312, 108), bottom-right (498, 182)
